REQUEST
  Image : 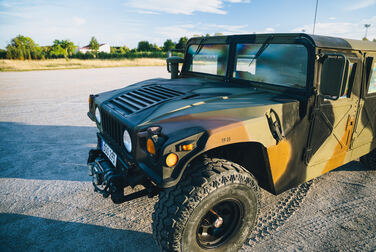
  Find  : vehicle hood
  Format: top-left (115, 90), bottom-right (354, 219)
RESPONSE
top-left (96, 77), bottom-right (301, 134)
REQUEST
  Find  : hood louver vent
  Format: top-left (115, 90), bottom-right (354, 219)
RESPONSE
top-left (106, 85), bottom-right (185, 116)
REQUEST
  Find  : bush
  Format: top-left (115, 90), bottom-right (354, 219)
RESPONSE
top-left (0, 49), bottom-right (7, 59)
top-left (71, 52), bottom-right (95, 59)
top-left (89, 51), bottom-right (168, 59)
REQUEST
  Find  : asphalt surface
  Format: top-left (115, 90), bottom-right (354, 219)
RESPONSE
top-left (0, 67), bottom-right (375, 251)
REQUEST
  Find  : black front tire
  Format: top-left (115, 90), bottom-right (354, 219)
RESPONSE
top-left (360, 148), bottom-right (376, 170)
top-left (152, 158), bottom-right (260, 252)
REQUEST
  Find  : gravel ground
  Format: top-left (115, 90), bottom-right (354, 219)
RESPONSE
top-left (0, 67), bottom-right (375, 252)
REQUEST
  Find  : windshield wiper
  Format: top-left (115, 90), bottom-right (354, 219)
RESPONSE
top-left (248, 35), bottom-right (274, 66)
top-left (194, 37), bottom-right (208, 55)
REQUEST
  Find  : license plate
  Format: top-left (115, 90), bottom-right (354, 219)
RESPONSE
top-left (101, 140), bottom-right (117, 167)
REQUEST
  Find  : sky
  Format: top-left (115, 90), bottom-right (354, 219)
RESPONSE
top-left (0, 0), bottom-right (375, 49)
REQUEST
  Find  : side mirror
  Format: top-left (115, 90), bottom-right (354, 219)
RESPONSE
top-left (319, 54), bottom-right (348, 100)
top-left (166, 56), bottom-right (184, 79)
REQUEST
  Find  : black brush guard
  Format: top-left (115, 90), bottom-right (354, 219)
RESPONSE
top-left (87, 149), bottom-right (158, 204)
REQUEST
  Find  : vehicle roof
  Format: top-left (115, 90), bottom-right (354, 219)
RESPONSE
top-left (187, 33), bottom-right (376, 52)
top-left (309, 34), bottom-right (376, 51)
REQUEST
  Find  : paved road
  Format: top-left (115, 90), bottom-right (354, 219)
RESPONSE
top-left (0, 67), bottom-right (375, 251)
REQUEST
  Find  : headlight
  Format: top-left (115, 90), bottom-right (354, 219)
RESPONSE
top-left (166, 153), bottom-right (178, 167)
top-left (123, 130), bottom-right (132, 152)
top-left (95, 107), bottom-right (101, 123)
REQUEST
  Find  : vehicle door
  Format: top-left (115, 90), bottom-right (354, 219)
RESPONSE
top-left (351, 52), bottom-right (376, 149)
top-left (305, 51), bottom-right (361, 174)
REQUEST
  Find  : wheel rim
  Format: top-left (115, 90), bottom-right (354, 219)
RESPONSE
top-left (196, 199), bottom-right (244, 249)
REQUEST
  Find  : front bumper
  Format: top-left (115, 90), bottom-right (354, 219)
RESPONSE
top-left (87, 135), bottom-right (159, 203)
top-left (87, 149), bottom-right (129, 203)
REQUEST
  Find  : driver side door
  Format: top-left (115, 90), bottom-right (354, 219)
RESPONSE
top-left (305, 51), bottom-right (361, 179)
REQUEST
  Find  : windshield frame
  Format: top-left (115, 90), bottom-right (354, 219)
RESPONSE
top-left (182, 34), bottom-right (315, 96)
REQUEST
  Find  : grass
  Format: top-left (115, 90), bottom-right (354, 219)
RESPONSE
top-left (0, 58), bottom-right (166, 72)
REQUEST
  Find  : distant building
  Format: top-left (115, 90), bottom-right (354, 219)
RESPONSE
top-left (77, 43), bottom-right (110, 53)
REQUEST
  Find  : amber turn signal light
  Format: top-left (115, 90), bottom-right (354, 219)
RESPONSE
top-left (166, 153), bottom-right (178, 167)
top-left (147, 138), bottom-right (156, 155)
top-left (182, 144), bottom-right (194, 151)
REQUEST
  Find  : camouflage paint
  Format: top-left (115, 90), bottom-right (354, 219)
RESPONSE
top-left (89, 33), bottom-right (376, 195)
top-left (321, 117), bottom-right (355, 174)
top-left (266, 139), bottom-right (292, 183)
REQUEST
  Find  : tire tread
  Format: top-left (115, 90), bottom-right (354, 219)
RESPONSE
top-left (152, 158), bottom-right (260, 252)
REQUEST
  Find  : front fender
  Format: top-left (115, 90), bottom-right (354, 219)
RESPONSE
top-left (158, 116), bottom-right (276, 188)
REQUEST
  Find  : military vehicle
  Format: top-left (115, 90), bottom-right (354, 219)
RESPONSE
top-left (87, 33), bottom-right (376, 251)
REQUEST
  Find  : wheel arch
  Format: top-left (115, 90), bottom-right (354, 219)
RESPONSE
top-left (200, 142), bottom-right (276, 194)
top-left (164, 141), bottom-right (276, 194)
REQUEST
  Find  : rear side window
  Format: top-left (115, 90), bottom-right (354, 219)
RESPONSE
top-left (368, 62), bottom-right (376, 94)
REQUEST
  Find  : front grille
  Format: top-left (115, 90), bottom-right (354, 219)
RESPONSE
top-left (106, 85), bottom-right (185, 116)
top-left (101, 110), bottom-right (123, 147)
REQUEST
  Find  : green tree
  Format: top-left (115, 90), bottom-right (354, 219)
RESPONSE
top-left (88, 36), bottom-right (99, 52)
top-left (151, 43), bottom-right (161, 52)
top-left (60, 40), bottom-right (76, 56)
top-left (111, 45), bottom-right (130, 54)
top-left (137, 41), bottom-right (152, 51)
top-left (6, 35), bottom-right (42, 60)
top-left (176, 37), bottom-right (188, 50)
top-left (363, 37), bottom-right (369, 41)
top-left (122, 45), bottom-right (130, 53)
top-left (50, 39), bottom-right (76, 58)
top-left (163, 39), bottom-right (175, 52)
top-left (373, 38), bottom-right (376, 42)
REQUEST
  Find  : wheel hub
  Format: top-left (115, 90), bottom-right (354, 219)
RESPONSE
top-left (196, 199), bottom-right (244, 248)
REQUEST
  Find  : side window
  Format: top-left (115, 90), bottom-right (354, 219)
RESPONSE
top-left (341, 61), bottom-right (357, 98)
top-left (368, 61), bottom-right (376, 94)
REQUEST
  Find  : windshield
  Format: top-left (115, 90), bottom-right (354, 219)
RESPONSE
top-left (186, 44), bottom-right (229, 76)
top-left (233, 43), bottom-right (308, 89)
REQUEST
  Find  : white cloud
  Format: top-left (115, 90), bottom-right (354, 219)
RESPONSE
top-left (137, 10), bottom-right (159, 15)
top-left (206, 24), bottom-right (248, 32)
top-left (0, 2), bottom-right (11, 8)
top-left (72, 16), bottom-right (86, 25)
top-left (127, 0), bottom-right (250, 15)
top-left (328, 17), bottom-right (336, 20)
top-left (0, 11), bottom-right (31, 18)
top-left (155, 23), bottom-right (249, 41)
top-left (292, 16), bottom-right (376, 40)
top-left (156, 24), bottom-right (201, 40)
top-left (346, 0), bottom-right (376, 10)
top-left (226, 0), bottom-right (250, 3)
top-left (264, 27), bottom-right (275, 33)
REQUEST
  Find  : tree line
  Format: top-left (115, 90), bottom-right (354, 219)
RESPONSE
top-left (0, 35), bottom-right (188, 60)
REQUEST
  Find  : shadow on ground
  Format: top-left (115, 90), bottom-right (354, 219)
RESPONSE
top-left (332, 160), bottom-right (369, 172)
top-left (0, 122), bottom-right (97, 181)
top-left (0, 213), bottom-right (157, 252)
